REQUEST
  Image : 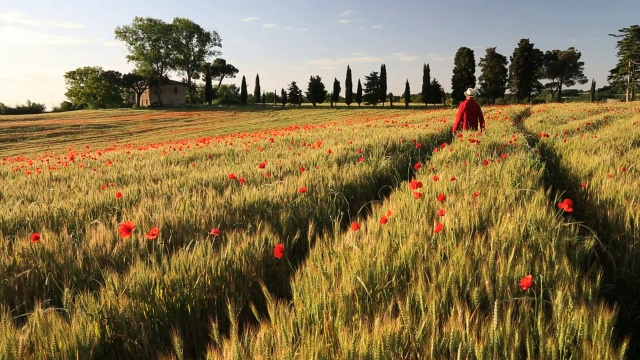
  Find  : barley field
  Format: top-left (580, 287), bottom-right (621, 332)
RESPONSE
top-left (0, 103), bottom-right (638, 359)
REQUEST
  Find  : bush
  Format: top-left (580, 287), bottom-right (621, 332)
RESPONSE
top-left (0, 100), bottom-right (46, 115)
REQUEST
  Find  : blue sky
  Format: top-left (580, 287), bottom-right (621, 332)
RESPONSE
top-left (0, 0), bottom-right (636, 108)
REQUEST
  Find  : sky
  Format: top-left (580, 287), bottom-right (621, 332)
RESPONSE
top-left (0, 0), bottom-right (637, 109)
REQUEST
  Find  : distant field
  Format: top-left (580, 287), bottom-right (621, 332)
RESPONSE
top-left (0, 103), bottom-right (638, 359)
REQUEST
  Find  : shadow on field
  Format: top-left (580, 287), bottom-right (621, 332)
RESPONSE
top-left (515, 110), bottom-right (640, 358)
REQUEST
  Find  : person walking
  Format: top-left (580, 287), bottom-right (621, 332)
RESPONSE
top-left (452, 88), bottom-right (485, 133)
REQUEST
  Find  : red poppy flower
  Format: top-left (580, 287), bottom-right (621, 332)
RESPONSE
top-left (259, 162), bottom-right (266, 169)
top-left (434, 222), bottom-right (444, 233)
top-left (437, 193), bottom-right (446, 202)
top-left (379, 216), bottom-right (388, 225)
top-left (265, 172), bottom-right (271, 178)
top-left (450, 176), bottom-right (457, 181)
top-left (298, 187), bottom-right (308, 193)
top-left (416, 143), bottom-right (423, 149)
top-left (30, 232), bottom-right (41, 243)
top-left (351, 222), bottom-right (360, 231)
top-left (101, 184), bottom-right (108, 190)
top-left (327, 149), bottom-right (332, 154)
top-left (119, 221), bottom-right (135, 239)
top-left (437, 209), bottom-right (446, 217)
top-left (273, 243), bottom-right (286, 259)
top-left (115, 192), bottom-right (122, 199)
top-left (237, 177), bottom-right (245, 185)
top-left (210, 228), bottom-right (220, 236)
top-left (557, 199), bottom-right (574, 212)
top-left (228, 172), bottom-right (236, 180)
top-left (483, 159), bottom-right (489, 166)
top-left (473, 191), bottom-right (480, 197)
top-left (300, 166), bottom-right (306, 173)
top-left (432, 175), bottom-right (439, 181)
top-left (581, 182), bottom-right (586, 188)
top-left (440, 142), bottom-right (447, 149)
top-left (413, 191), bottom-right (423, 199)
top-left (620, 166), bottom-right (627, 172)
top-left (358, 157), bottom-right (364, 162)
top-left (519, 274), bottom-right (533, 290)
top-left (413, 163), bottom-right (422, 171)
top-left (408, 180), bottom-right (423, 190)
top-left (145, 227), bottom-right (159, 240)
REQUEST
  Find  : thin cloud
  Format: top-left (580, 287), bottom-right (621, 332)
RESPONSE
top-left (337, 10), bottom-right (354, 17)
top-left (372, 25), bottom-right (382, 29)
top-left (297, 27), bottom-right (308, 32)
top-left (338, 18), bottom-right (365, 25)
top-left (392, 52), bottom-right (418, 62)
top-left (428, 53), bottom-right (454, 62)
top-left (262, 23), bottom-right (279, 29)
top-left (308, 56), bottom-right (383, 67)
top-left (0, 11), bottom-right (84, 29)
top-left (241, 17), bottom-right (259, 22)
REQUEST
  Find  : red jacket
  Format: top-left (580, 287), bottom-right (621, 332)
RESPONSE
top-left (453, 99), bottom-right (485, 132)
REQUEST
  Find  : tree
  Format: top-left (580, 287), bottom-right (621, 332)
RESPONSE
top-left (64, 66), bottom-right (125, 109)
top-left (356, 79), bottom-right (363, 106)
top-left (288, 81), bottom-right (301, 107)
top-left (216, 84), bottom-right (240, 105)
top-left (254, 74), bottom-right (261, 104)
top-left (404, 79), bottom-right (411, 108)
top-left (542, 47), bottom-right (588, 102)
top-left (421, 63), bottom-right (431, 106)
top-left (590, 79), bottom-right (596, 102)
top-left (345, 65), bottom-right (353, 106)
top-left (429, 79), bottom-right (443, 105)
top-left (240, 75), bottom-right (248, 105)
top-left (451, 47), bottom-right (476, 103)
top-left (379, 64), bottom-right (387, 106)
top-left (281, 88), bottom-right (287, 107)
top-left (363, 72), bottom-right (380, 105)
top-left (609, 25), bottom-right (640, 101)
top-left (306, 75), bottom-right (327, 106)
top-left (332, 78), bottom-right (341, 106)
top-left (204, 64), bottom-right (213, 104)
top-left (122, 72), bottom-right (150, 107)
top-left (508, 39), bottom-right (544, 103)
top-left (115, 17), bottom-right (174, 106)
top-left (171, 17), bottom-right (221, 104)
top-left (208, 58), bottom-right (239, 99)
top-left (478, 47), bottom-right (508, 104)
top-left (388, 93), bottom-right (393, 107)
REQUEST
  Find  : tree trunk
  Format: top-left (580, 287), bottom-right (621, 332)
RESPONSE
top-left (156, 77), bottom-right (162, 106)
top-left (187, 74), bottom-right (193, 104)
top-left (557, 83), bottom-right (563, 102)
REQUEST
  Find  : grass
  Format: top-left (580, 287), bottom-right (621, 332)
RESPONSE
top-left (0, 102), bottom-right (638, 359)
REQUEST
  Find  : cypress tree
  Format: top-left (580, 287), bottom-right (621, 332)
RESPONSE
top-left (253, 74), bottom-right (261, 104)
top-left (332, 78), bottom-right (341, 106)
top-left (451, 47), bottom-right (476, 104)
top-left (262, 91), bottom-right (266, 106)
top-left (345, 65), bottom-right (353, 106)
top-left (389, 92), bottom-right (393, 107)
top-left (240, 75), bottom-right (248, 105)
top-left (379, 64), bottom-right (387, 106)
top-left (478, 47), bottom-right (508, 104)
top-left (356, 79), bottom-right (363, 106)
top-left (281, 88), bottom-right (287, 107)
top-left (404, 79), bottom-right (410, 108)
top-left (590, 79), bottom-right (596, 102)
top-left (508, 39), bottom-right (544, 103)
top-left (204, 64), bottom-right (213, 104)
top-left (421, 63), bottom-right (431, 106)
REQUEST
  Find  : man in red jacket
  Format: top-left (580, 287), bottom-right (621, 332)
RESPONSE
top-left (452, 88), bottom-right (485, 133)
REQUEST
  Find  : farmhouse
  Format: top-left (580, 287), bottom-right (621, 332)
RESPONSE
top-left (139, 79), bottom-right (186, 107)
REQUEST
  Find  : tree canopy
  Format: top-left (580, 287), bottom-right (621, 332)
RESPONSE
top-left (421, 63), bottom-right (431, 106)
top-left (508, 39), bottom-right (544, 103)
top-left (64, 66), bottom-right (125, 109)
top-left (345, 65), bottom-right (353, 106)
top-left (363, 72), bottom-right (380, 105)
top-left (609, 25), bottom-right (640, 101)
top-left (478, 47), bottom-right (509, 104)
top-left (404, 80), bottom-right (411, 108)
top-left (542, 47), bottom-right (588, 102)
top-left (306, 75), bottom-right (327, 107)
top-left (451, 47), bottom-right (476, 103)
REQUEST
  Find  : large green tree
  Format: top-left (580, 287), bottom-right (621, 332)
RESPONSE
top-left (115, 17), bottom-right (174, 105)
top-left (240, 75), bottom-right (248, 105)
top-left (508, 39), bottom-right (544, 103)
top-left (421, 63), bottom-right (431, 106)
top-left (332, 78), bottom-right (341, 106)
top-left (253, 74), bottom-right (261, 104)
top-left (306, 75), bottom-right (327, 106)
top-left (478, 47), bottom-right (508, 104)
top-left (429, 78), bottom-right (443, 105)
top-left (204, 64), bottom-right (213, 104)
top-left (363, 71), bottom-right (380, 105)
top-left (122, 72), bottom-right (149, 107)
top-left (345, 65), bottom-right (353, 106)
top-left (288, 81), bottom-right (301, 107)
top-left (451, 47), bottom-right (476, 103)
top-left (542, 47), bottom-right (588, 102)
top-left (64, 66), bottom-right (124, 109)
top-left (404, 79), bottom-right (411, 108)
top-left (171, 17), bottom-right (221, 104)
top-left (208, 58), bottom-right (239, 99)
top-left (356, 79), bottom-right (363, 106)
top-left (379, 64), bottom-right (387, 106)
top-left (609, 25), bottom-right (640, 101)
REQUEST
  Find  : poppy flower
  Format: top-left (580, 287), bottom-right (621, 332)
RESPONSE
top-left (327, 149), bottom-right (332, 154)
top-left (259, 162), bottom-right (266, 169)
top-left (115, 192), bottom-right (122, 199)
top-left (273, 243), bottom-right (286, 259)
top-left (237, 177), bottom-right (245, 185)
top-left (581, 182), bottom-right (586, 188)
top-left (413, 163), bottom-right (422, 171)
top-left (437, 193), bottom-right (446, 202)
top-left (412, 191), bottom-right (422, 199)
top-left (437, 209), bottom-right (446, 217)
top-left (30, 232), bottom-right (41, 243)
top-left (351, 222), bottom-right (360, 231)
top-left (432, 175), bottom-right (439, 181)
top-left (119, 221), bottom-right (135, 239)
top-left (434, 222), bottom-right (444, 233)
top-left (408, 180), bottom-right (423, 190)
top-left (557, 198), bottom-right (574, 212)
top-left (473, 191), bottom-right (480, 197)
top-left (145, 227), bottom-right (159, 240)
top-left (299, 166), bottom-right (306, 173)
top-left (358, 157), bottom-right (364, 162)
top-left (450, 176), bottom-right (457, 181)
top-left (620, 166), bottom-right (627, 172)
top-left (519, 274), bottom-right (533, 290)
top-left (298, 187), bottom-right (308, 193)
top-left (210, 228), bottom-right (221, 236)
top-left (265, 172), bottom-right (271, 178)
top-left (386, 209), bottom-right (392, 217)
top-left (379, 216), bottom-right (388, 225)
top-left (228, 172), bottom-right (236, 180)
top-left (416, 143), bottom-right (423, 149)
top-left (483, 159), bottom-right (489, 166)
top-left (101, 184), bottom-right (108, 190)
